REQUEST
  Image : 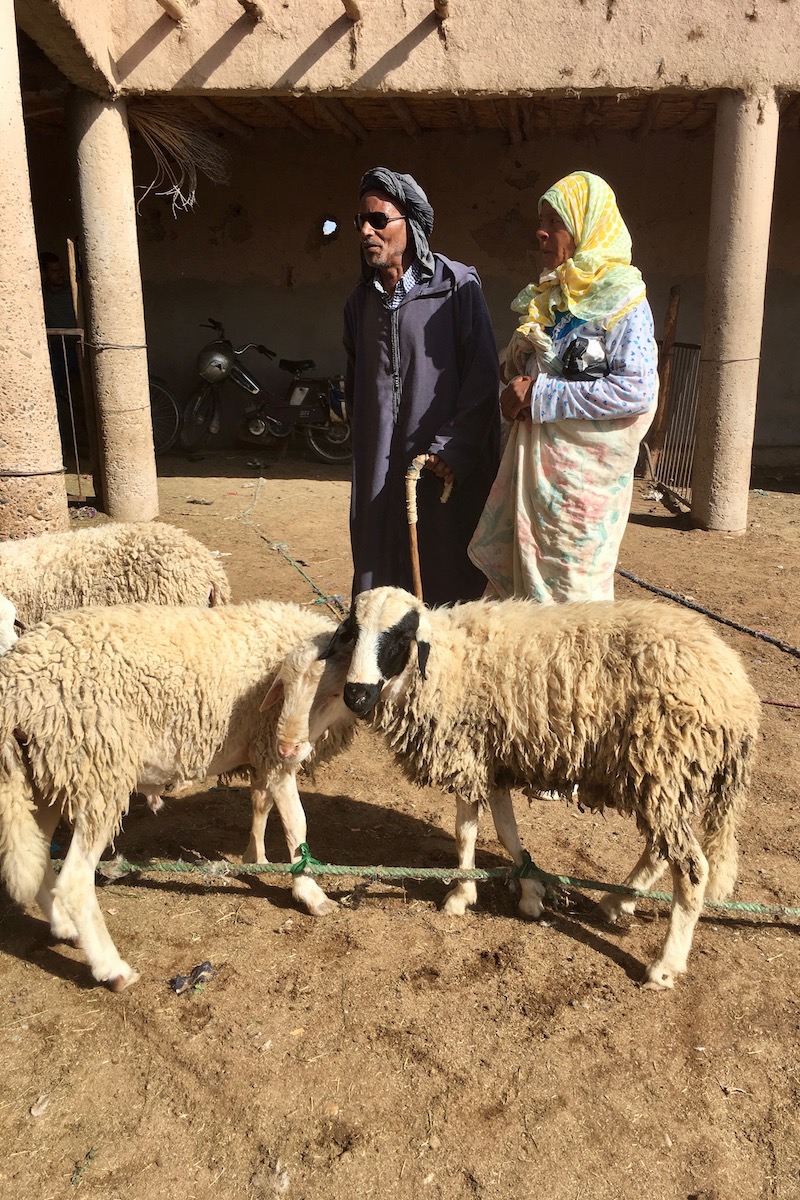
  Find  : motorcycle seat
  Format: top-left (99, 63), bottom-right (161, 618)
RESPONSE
top-left (279, 358), bottom-right (316, 374)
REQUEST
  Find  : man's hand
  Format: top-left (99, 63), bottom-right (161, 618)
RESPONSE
top-left (425, 454), bottom-right (455, 487)
top-left (500, 376), bottom-right (533, 422)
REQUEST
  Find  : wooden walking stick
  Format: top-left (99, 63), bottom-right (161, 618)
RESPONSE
top-left (404, 454), bottom-right (454, 602)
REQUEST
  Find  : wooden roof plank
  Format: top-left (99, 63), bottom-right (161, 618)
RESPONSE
top-left (260, 97), bottom-right (316, 140)
top-left (389, 98), bottom-right (422, 136)
top-left (190, 97), bottom-right (254, 138)
top-left (327, 97), bottom-right (369, 140)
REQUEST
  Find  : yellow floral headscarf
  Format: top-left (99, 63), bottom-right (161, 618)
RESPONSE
top-left (506, 171), bottom-right (646, 376)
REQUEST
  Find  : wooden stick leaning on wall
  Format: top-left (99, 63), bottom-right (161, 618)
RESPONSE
top-left (67, 238), bottom-right (105, 512)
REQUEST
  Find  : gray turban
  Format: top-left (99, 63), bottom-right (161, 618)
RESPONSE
top-left (358, 167), bottom-right (435, 280)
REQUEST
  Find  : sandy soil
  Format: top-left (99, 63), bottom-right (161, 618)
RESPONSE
top-left (1, 447), bottom-right (798, 1200)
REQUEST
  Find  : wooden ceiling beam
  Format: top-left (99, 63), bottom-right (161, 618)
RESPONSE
top-left (326, 98), bottom-right (369, 141)
top-left (155, 0), bottom-right (189, 22)
top-left (236, 0), bottom-right (268, 18)
top-left (633, 94), bottom-right (661, 141)
top-left (342, 0), bottom-right (364, 20)
top-left (780, 93), bottom-right (800, 125)
top-left (434, 1), bottom-right (451, 18)
top-left (506, 98), bottom-right (524, 144)
top-left (520, 99), bottom-right (538, 140)
top-left (456, 98), bottom-right (475, 132)
top-left (389, 98), bottom-right (422, 137)
top-left (260, 97), bottom-right (315, 140)
top-left (315, 100), bottom-right (359, 141)
top-left (190, 97), bottom-right (254, 138)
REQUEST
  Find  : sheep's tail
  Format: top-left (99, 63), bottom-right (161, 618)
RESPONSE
top-left (700, 726), bottom-right (758, 902)
top-left (0, 731), bottom-right (48, 904)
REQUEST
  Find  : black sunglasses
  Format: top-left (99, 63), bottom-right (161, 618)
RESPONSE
top-left (354, 212), bottom-right (407, 231)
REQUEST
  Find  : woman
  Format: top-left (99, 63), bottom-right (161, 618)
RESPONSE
top-left (468, 170), bottom-right (658, 603)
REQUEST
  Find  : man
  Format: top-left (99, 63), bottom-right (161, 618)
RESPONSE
top-left (343, 167), bottom-right (500, 607)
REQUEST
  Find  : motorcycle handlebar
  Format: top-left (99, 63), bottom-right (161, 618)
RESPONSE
top-left (236, 342), bottom-right (276, 359)
top-left (201, 319), bottom-right (277, 359)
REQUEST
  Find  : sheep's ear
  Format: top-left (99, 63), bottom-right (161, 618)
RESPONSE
top-left (416, 640), bottom-right (430, 680)
top-left (259, 675), bottom-right (284, 712)
top-left (319, 612), bottom-right (356, 661)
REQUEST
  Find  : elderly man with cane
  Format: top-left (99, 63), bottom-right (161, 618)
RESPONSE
top-left (343, 167), bottom-right (500, 606)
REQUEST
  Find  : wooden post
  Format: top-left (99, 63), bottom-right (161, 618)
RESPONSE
top-left (237, 0), bottom-right (268, 18)
top-left (155, 0), bottom-right (189, 22)
top-left (647, 285), bottom-right (681, 470)
top-left (67, 238), bottom-right (105, 512)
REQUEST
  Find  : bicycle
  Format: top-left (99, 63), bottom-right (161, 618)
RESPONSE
top-left (149, 375), bottom-right (181, 455)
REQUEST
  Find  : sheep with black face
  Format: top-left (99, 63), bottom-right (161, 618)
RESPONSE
top-left (331, 586), bottom-right (761, 991)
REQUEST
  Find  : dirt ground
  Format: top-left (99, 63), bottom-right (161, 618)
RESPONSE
top-left (1, 447), bottom-right (798, 1200)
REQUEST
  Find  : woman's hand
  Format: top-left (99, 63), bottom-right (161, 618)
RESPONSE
top-left (500, 376), bottom-right (533, 422)
top-left (425, 454), bottom-right (455, 487)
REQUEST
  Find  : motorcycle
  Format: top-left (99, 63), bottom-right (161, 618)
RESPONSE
top-left (179, 318), bottom-right (351, 464)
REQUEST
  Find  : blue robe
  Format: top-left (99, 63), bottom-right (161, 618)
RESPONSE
top-left (343, 254), bottom-right (500, 606)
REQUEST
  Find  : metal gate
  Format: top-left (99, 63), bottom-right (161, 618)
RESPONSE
top-left (651, 341), bottom-right (701, 506)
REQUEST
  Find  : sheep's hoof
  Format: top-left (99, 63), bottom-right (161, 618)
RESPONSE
top-left (642, 961), bottom-right (677, 991)
top-left (518, 894), bottom-right (544, 920)
top-left (598, 896), bottom-right (628, 925)
top-left (442, 886), bottom-right (475, 916)
top-left (308, 897), bottom-right (338, 918)
top-left (105, 966), bottom-right (140, 992)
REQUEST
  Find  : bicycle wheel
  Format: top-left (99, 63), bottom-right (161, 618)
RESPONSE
top-left (149, 376), bottom-right (181, 455)
top-left (179, 383), bottom-right (218, 452)
top-left (304, 421), bottom-right (352, 465)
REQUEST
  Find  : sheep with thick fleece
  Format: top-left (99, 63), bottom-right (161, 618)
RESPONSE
top-left (331, 587), bottom-right (761, 990)
top-left (0, 595), bottom-right (18, 655)
top-left (0, 601), bottom-right (353, 990)
top-left (0, 522), bottom-right (231, 626)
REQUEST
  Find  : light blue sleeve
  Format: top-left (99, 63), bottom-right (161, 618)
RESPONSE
top-left (529, 300), bottom-right (659, 423)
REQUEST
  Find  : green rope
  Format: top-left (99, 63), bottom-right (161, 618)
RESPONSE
top-left (70, 846), bottom-right (800, 919)
top-left (266, 540), bottom-right (347, 618)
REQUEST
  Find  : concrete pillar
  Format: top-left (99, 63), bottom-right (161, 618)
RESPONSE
top-left (691, 89), bottom-right (779, 532)
top-left (70, 92), bottom-right (159, 521)
top-left (0, 0), bottom-right (69, 538)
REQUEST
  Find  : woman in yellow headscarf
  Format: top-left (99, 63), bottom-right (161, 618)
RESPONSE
top-left (468, 170), bottom-right (658, 603)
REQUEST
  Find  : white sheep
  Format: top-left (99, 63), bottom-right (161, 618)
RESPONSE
top-left (329, 587), bottom-right (761, 990)
top-left (0, 594), bottom-right (18, 655)
top-left (0, 521), bottom-right (231, 626)
top-left (0, 601), bottom-right (353, 991)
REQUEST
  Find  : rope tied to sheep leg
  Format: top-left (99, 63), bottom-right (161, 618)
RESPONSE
top-left (74, 853), bottom-right (800, 919)
top-left (288, 843), bottom-right (326, 876)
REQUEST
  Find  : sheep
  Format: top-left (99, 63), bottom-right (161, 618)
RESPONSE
top-left (327, 586), bottom-right (761, 990)
top-left (0, 601), bottom-right (354, 991)
top-left (0, 594), bottom-right (18, 655)
top-left (0, 521), bottom-right (231, 626)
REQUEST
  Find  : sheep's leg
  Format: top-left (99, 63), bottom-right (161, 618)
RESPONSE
top-left (643, 832), bottom-right (708, 992)
top-left (488, 788), bottom-right (545, 920)
top-left (243, 784), bottom-right (274, 865)
top-left (33, 797), bottom-right (78, 942)
top-left (53, 815), bottom-right (139, 991)
top-left (268, 768), bottom-right (336, 918)
top-left (598, 845), bottom-right (667, 924)
top-left (442, 796), bottom-right (479, 915)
